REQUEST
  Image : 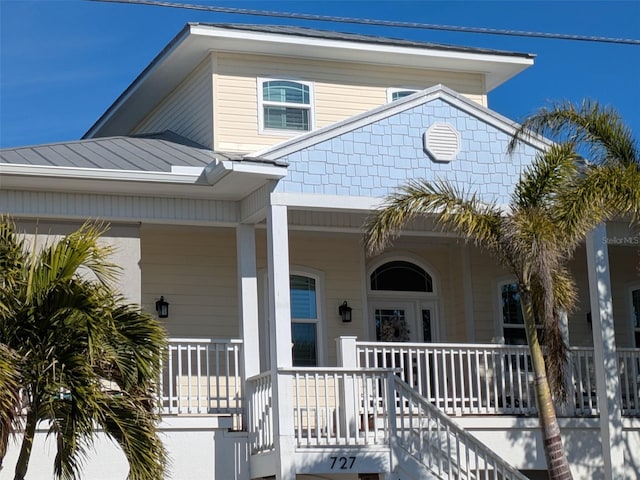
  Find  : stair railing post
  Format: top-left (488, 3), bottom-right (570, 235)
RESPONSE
top-left (337, 336), bottom-right (359, 441)
top-left (386, 370), bottom-right (399, 475)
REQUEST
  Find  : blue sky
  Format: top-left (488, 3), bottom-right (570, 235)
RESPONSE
top-left (0, 0), bottom-right (638, 148)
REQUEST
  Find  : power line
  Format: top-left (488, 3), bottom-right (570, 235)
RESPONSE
top-left (88, 0), bottom-right (640, 46)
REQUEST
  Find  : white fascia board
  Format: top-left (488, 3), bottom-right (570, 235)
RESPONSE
top-left (271, 192), bottom-right (511, 217)
top-left (0, 163), bottom-right (201, 184)
top-left (190, 25), bottom-right (533, 82)
top-left (204, 159), bottom-right (287, 185)
top-left (270, 192), bottom-right (383, 212)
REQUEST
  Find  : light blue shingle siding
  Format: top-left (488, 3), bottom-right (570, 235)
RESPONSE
top-left (275, 99), bottom-right (538, 205)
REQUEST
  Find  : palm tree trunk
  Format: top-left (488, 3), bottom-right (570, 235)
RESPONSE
top-left (522, 295), bottom-right (573, 480)
top-left (13, 409), bottom-right (37, 480)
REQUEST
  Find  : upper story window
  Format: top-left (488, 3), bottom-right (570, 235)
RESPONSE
top-left (259, 79), bottom-right (314, 133)
top-left (387, 88), bottom-right (419, 103)
top-left (290, 274), bottom-right (320, 366)
top-left (632, 287), bottom-right (640, 347)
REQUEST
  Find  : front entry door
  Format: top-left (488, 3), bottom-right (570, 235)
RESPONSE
top-left (370, 301), bottom-right (437, 343)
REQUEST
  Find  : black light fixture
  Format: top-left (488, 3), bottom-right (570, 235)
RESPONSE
top-left (339, 301), bottom-right (352, 323)
top-left (155, 296), bottom-right (169, 318)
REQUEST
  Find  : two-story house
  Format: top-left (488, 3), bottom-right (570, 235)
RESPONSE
top-left (1, 23), bottom-right (638, 480)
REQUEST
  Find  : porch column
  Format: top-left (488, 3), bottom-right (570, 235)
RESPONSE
top-left (236, 224), bottom-right (260, 379)
top-left (266, 203), bottom-right (295, 480)
top-left (585, 224), bottom-right (624, 479)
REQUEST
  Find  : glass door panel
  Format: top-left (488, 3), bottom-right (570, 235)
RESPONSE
top-left (375, 307), bottom-right (412, 342)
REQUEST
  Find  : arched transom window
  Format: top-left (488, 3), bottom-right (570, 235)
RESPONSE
top-left (370, 260), bottom-right (433, 293)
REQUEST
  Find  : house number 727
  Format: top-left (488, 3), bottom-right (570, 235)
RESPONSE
top-left (329, 456), bottom-right (356, 469)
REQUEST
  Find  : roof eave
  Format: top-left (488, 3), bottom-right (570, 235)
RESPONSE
top-left (0, 161), bottom-right (287, 201)
top-left (84, 23), bottom-right (534, 139)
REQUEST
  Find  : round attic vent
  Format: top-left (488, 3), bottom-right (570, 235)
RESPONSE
top-left (423, 122), bottom-right (460, 162)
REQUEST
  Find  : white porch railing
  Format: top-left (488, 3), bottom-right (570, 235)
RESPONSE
top-left (357, 342), bottom-right (538, 416)
top-left (246, 368), bottom-right (393, 454)
top-left (357, 341), bottom-right (639, 417)
top-left (284, 367), bottom-right (393, 448)
top-left (246, 371), bottom-right (274, 454)
top-left (157, 338), bottom-right (638, 432)
top-left (619, 348), bottom-right (640, 416)
top-left (160, 338), bottom-right (243, 423)
top-left (393, 376), bottom-right (529, 479)
top-left (246, 366), bottom-right (525, 478)
top-left (566, 347), bottom-right (597, 416)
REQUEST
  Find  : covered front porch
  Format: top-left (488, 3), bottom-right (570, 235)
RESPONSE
top-left (137, 190), bottom-right (638, 478)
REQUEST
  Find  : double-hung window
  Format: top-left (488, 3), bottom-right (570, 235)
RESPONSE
top-left (500, 282), bottom-right (527, 345)
top-left (290, 274), bottom-right (319, 366)
top-left (499, 281), bottom-right (546, 345)
top-left (259, 79), bottom-right (313, 133)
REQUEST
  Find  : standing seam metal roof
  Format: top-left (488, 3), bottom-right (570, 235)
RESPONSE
top-left (0, 131), bottom-right (257, 172)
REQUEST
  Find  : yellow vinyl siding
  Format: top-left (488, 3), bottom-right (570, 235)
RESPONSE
top-left (467, 244), bottom-right (510, 342)
top-left (258, 231), bottom-right (366, 366)
top-left (133, 58), bottom-right (214, 148)
top-left (141, 226), bottom-right (238, 338)
top-left (213, 52), bottom-right (486, 152)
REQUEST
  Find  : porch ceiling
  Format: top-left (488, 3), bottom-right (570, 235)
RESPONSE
top-left (286, 208), bottom-right (457, 240)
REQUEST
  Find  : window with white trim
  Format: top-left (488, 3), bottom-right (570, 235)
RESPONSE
top-left (290, 274), bottom-right (319, 366)
top-left (387, 88), bottom-right (419, 102)
top-left (259, 79), bottom-right (313, 133)
top-left (632, 287), bottom-right (640, 347)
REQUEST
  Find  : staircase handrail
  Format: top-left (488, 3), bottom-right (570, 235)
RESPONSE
top-left (392, 375), bottom-right (529, 479)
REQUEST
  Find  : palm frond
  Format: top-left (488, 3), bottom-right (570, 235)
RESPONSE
top-left (513, 142), bottom-right (580, 210)
top-left (27, 223), bottom-right (119, 305)
top-left (0, 343), bottom-right (22, 463)
top-left (553, 162), bottom-right (640, 246)
top-left (97, 394), bottom-right (168, 480)
top-left (364, 179), bottom-right (503, 255)
top-left (99, 302), bottom-right (167, 392)
top-left (0, 218), bottom-right (28, 291)
top-left (508, 100), bottom-right (638, 167)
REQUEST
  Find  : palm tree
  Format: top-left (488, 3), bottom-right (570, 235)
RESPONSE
top-left (364, 101), bottom-right (639, 480)
top-left (0, 219), bottom-right (168, 480)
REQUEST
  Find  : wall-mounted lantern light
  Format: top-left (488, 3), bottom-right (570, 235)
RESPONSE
top-left (339, 301), bottom-right (352, 323)
top-left (156, 296), bottom-right (169, 318)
